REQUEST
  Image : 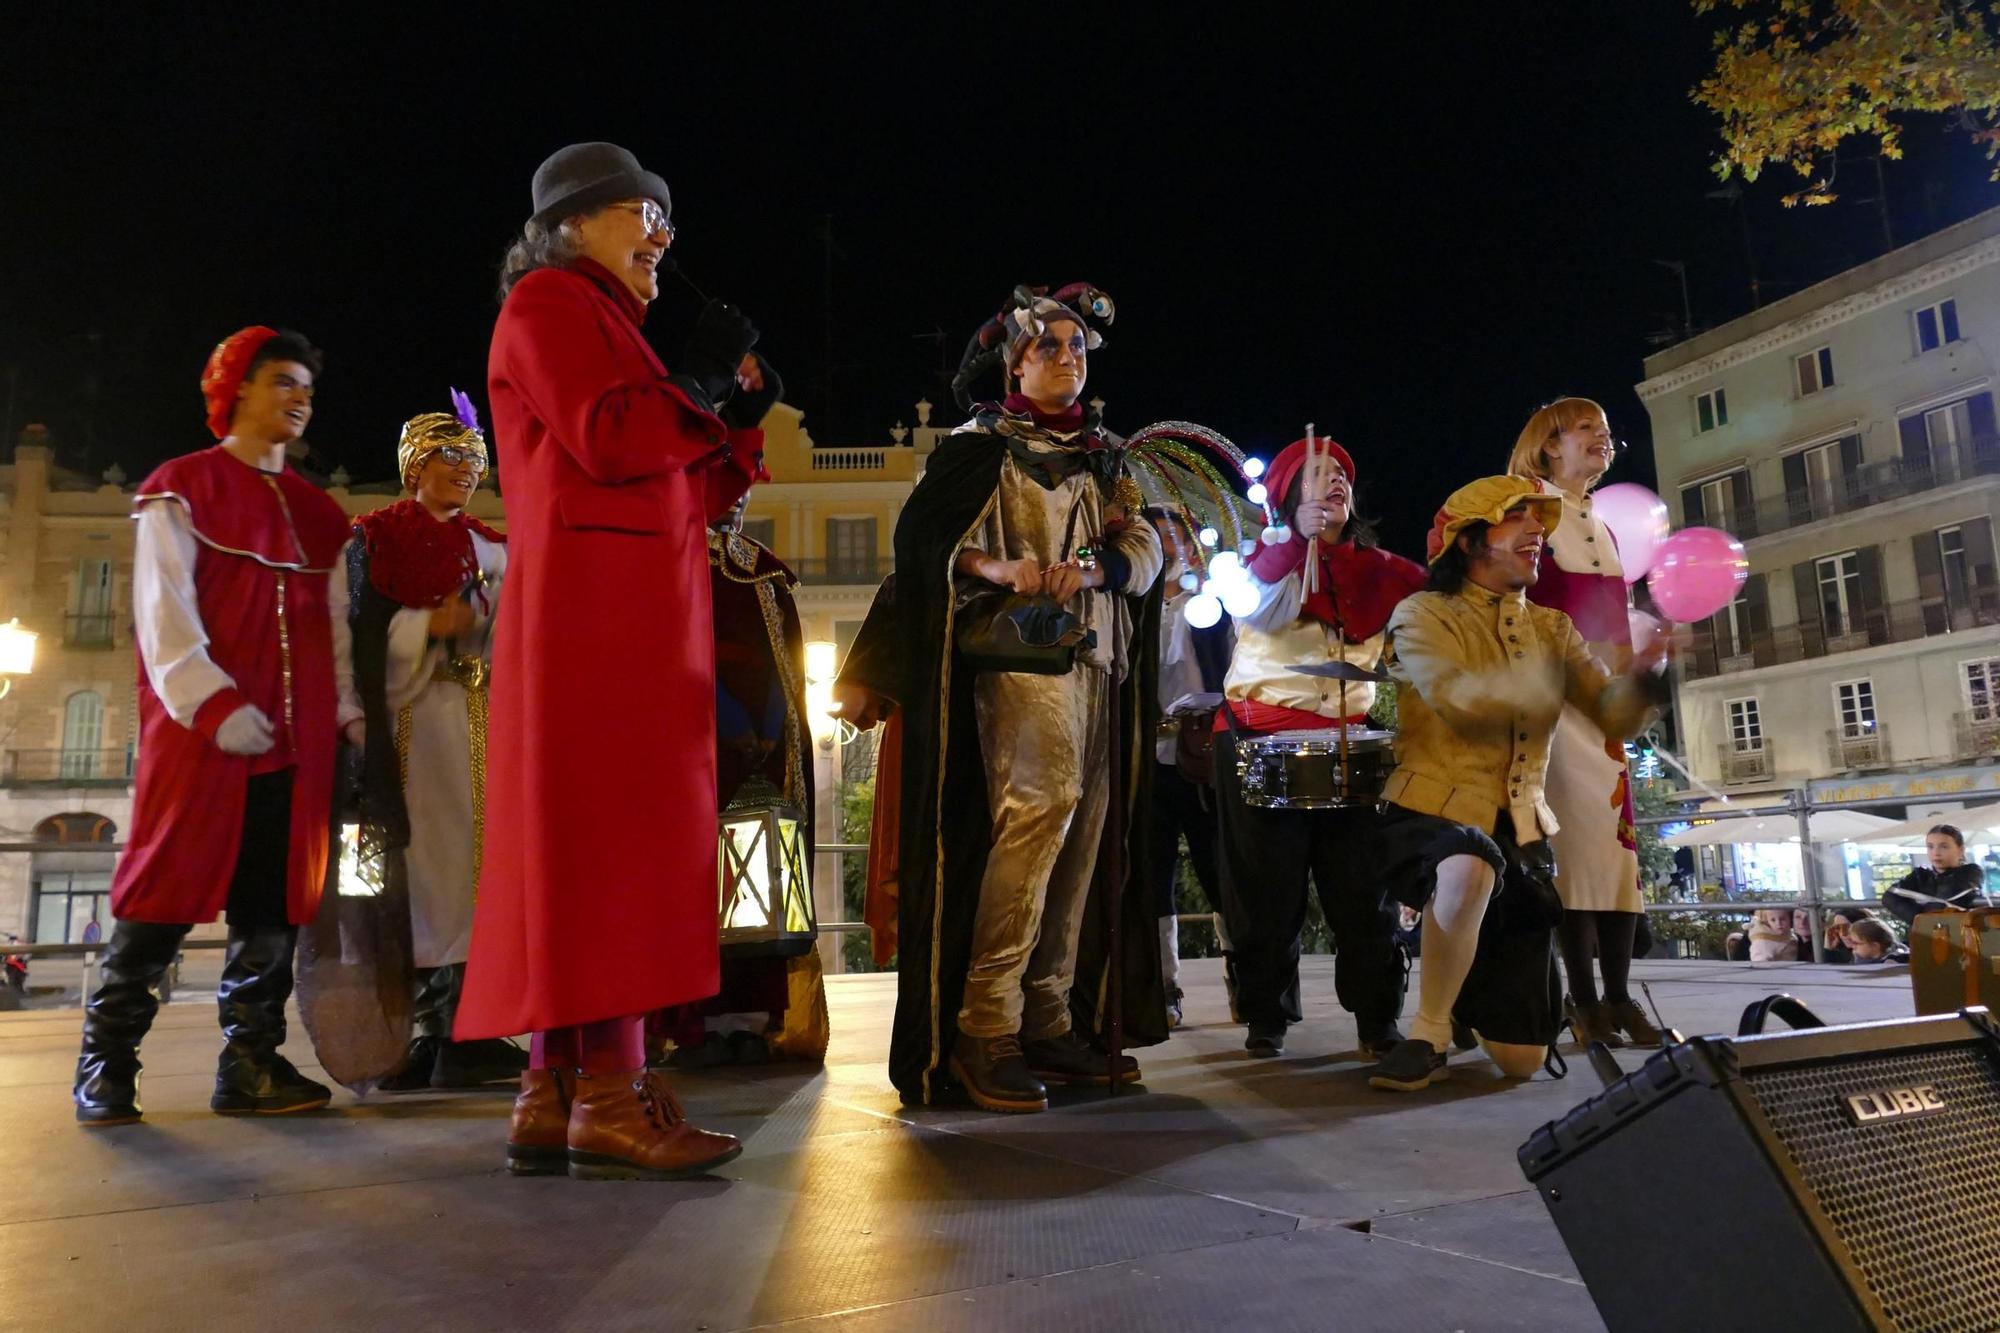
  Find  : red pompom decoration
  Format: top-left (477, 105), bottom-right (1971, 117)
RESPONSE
top-left (200, 326), bottom-right (279, 439)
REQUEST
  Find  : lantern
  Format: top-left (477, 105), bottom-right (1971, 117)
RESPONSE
top-left (0, 618), bottom-right (35, 699)
top-left (718, 776), bottom-right (816, 957)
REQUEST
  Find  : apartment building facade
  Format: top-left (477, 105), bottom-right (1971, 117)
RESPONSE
top-left (1637, 204), bottom-right (2000, 804)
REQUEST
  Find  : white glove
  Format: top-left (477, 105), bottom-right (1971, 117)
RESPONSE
top-left (215, 704), bottom-right (276, 756)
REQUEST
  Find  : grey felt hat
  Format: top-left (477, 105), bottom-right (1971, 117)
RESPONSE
top-left (529, 142), bottom-right (671, 226)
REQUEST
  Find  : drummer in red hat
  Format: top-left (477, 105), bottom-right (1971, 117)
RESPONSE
top-left (1212, 434), bottom-right (1426, 1060)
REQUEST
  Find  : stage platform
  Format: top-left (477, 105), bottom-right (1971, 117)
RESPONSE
top-left (0, 957), bottom-right (1921, 1331)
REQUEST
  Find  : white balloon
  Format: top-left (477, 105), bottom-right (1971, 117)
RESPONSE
top-left (1222, 582), bottom-right (1261, 618)
top-left (1185, 593), bottom-right (1223, 628)
top-left (1246, 483), bottom-right (1268, 506)
top-left (1198, 526), bottom-right (1220, 548)
top-left (1243, 457), bottom-right (1266, 479)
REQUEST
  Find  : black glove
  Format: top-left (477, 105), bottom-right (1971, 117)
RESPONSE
top-left (682, 300), bottom-right (760, 406)
top-left (722, 353), bottom-right (783, 431)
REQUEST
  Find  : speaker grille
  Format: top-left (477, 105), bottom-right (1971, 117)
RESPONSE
top-left (1744, 1044), bottom-right (2000, 1332)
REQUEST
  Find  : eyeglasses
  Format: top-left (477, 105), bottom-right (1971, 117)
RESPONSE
top-left (434, 445), bottom-right (487, 475)
top-left (613, 199), bottom-right (675, 244)
top-left (1028, 332), bottom-right (1088, 364)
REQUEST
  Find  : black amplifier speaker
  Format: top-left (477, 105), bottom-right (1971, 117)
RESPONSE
top-left (1519, 1003), bottom-right (2000, 1332)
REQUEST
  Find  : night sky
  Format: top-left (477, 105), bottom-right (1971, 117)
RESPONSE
top-left (8, 8), bottom-right (1998, 556)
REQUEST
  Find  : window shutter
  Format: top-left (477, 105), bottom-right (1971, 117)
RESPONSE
top-left (1782, 452), bottom-right (1806, 509)
top-left (1793, 561), bottom-right (1824, 657)
top-left (1857, 546), bottom-right (1887, 643)
top-left (1970, 392), bottom-right (1997, 445)
top-left (1943, 301), bottom-right (1962, 343)
top-left (1900, 414), bottom-right (1932, 475)
top-left (1913, 531), bottom-right (1944, 599)
top-left (1680, 484), bottom-right (1706, 527)
top-left (1744, 574), bottom-right (1773, 666)
top-left (1729, 470), bottom-right (1755, 537)
top-left (1965, 517), bottom-right (1997, 589)
top-left (1839, 436), bottom-right (1863, 504)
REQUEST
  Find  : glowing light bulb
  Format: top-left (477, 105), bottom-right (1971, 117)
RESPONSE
top-left (1178, 570), bottom-right (1199, 592)
top-left (1246, 482), bottom-right (1268, 507)
top-left (1210, 551), bottom-right (1243, 580)
top-left (1243, 457), bottom-right (1266, 479)
top-left (1184, 593), bottom-right (1223, 629)
top-left (1198, 526), bottom-right (1219, 549)
top-left (1260, 524), bottom-right (1292, 545)
top-left (1222, 582), bottom-right (1260, 618)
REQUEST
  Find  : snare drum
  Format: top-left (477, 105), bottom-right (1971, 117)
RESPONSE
top-left (1235, 727), bottom-right (1395, 810)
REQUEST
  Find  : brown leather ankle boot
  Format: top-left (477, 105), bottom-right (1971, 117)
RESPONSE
top-left (507, 1067), bottom-right (574, 1176)
top-left (566, 1069), bottom-right (743, 1181)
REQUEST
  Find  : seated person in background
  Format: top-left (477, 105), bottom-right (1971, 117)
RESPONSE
top-left (1884, 825), bottom-right (1987, 927)
top-left (1843, 918), bottom-right (1909, 964)
top-left (1821, 906), bottom-right (1874, 966)
top-left (1745, 909), bottom-right (1801, 962)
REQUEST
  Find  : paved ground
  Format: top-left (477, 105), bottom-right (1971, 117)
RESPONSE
top-left (0, 956), bottom-right (1919, 1331)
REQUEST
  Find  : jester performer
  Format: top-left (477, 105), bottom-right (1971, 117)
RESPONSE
top-left (1366, 477), bottom-right (1666, 1094)
top-left (342, 395), bottom-right (528, 1091)
top-left (1215, 436), bottom-right (1427, 1060)
top-left (74, 327), bottom-right (355, 1126)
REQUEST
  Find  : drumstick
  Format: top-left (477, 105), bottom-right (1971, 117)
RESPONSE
top-left (1304, 424), bottom-right (1320, 595)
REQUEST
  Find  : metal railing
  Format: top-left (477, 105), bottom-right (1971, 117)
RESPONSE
top-left (1, 748), bottom-right (135, 785)
top-left (1826, 723), bottom-right (1891, 770)
top-left (64, 614), bottom-right (116, 648)
top-left (1715, 742), bottom-right (1774, 785)
top-left (1953, 709), bottom-right (2000, 760)
top-left (1723, 432), bottom-right (2000, 541)
top-left (1678, 590), bottom-right (2000, 681)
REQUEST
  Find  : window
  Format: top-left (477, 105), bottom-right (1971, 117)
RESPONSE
top-left (1694, 388), bottom-right (1728, 434)
top-left (30, 869), bottom-right (112, 943)
top-left (60, 692), bottom-right (104, 779)
top-left (1914, 299), bottom-right (1961, 353)
top-left (1795, 346), bottom-right (1836, 397)
top-left (1681, 468), bottom-right (1750, 531)
top-left (1965, 658), bottom-right (2000, 722)
top-left (69, 558), bottom-right (114, 647)
top-left (1727, 698), bottom-right (1763, 752)
top-left (1815, 551), bottom-right (1864, 639)
top-left (825, 517), bottom-right (878, 579)
top-left (739, 517), bottom-right (776, 549)
top-left (1783, 437), bottom-right (1860, 520)
top-left (1833, 679), bottom-right (1876, 738)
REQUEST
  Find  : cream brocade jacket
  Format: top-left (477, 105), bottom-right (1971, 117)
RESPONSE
top-left (1383, 584), bottom-right (1661, 840)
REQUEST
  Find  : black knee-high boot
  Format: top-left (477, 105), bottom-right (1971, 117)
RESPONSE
top-left (429, 963), bottom-right (529, 1088)
top-left (377, 966), bottom-right (452, 1092)
top-left (211, 924), bottom-right (332, 1114)
top-left (74, 919), bottom-right (192, 1125)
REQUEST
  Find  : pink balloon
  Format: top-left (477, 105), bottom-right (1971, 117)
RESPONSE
top-left (1646, 526), bottom-right (1748, 622)
top-left (1591, 483), bottom-right (1670, 584)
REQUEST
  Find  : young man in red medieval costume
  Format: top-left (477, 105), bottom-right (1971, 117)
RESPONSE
top-left (837, 285), bottom-right (1167, 1113)
top-left (74, 327), bottom-right (356, 1126)
top-left (1366, 478), bottom-right (1666, 1094)
top-left (349, 396), bottom-right (528, 1091)
top-left (1215, 437), bottom-right (1427, 1060)
top-left (459, 142), bottom-right (777, 1180)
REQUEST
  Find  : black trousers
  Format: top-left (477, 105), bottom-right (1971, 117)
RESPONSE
top-left (224, 772), bottom-right (295, 927)
top-left (1148, 759), bottom-right (1224, 921)
top-left (1215, 736), bottom-right (1403, 1030)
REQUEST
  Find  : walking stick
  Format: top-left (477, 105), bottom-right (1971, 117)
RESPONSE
top-left (1104, 652), bottom-right (1126, 1096)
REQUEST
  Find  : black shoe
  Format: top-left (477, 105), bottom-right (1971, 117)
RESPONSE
top-left (669, 1031), bottom-right (734, 1070)
top-left (431, 1037), bottom-right (529, 1089)
top-left (74, 919), bottom-right (189, 1127)
top-left (1359, 1021), bottom-right (1406, 1060)
top-left (1450, 1019), bottom-right (1478, 1052)
top-left (1245, 1020), bottom-right (1286, 1058)
top-left (1023, 1028), bottom-right (1140, 1086)
top-left (1165, 986), bottom-right (1185, 1030)
top-left (949, 1033), bottom-right (1048, 1113)
top-left (210, 925), bottom-right (331, 1115)
top-left (727, 1030), bottom-right (771, 1066)
top-left (377, 1036), bottom-right (443, 1092)
top-left (1368, 1038), bottom-right (1451, 1092)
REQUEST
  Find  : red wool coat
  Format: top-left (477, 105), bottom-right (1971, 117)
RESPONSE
top-left (114, 448), bottom-right (351, 925)
top-left (454, 261), bottom-right (765, 1039)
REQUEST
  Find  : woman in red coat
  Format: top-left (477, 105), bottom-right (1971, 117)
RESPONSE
top-left (456, 142), bottom-right (777, 1181)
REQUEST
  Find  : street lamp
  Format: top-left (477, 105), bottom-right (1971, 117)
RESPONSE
top-left (0, 619), bottom-right (37, 699)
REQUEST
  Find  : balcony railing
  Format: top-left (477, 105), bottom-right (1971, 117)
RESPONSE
top-left (1679, 589), bottom-right (2000, 681)
top-left (1827, 724), bottom-right (1891, 770)
top-left (1716, 742), bottom-right (1775, 785)
top-left (789, 558), bottom-right (891, 586)
top-left (64, 614), bottom-right (116, 648)
top-left (2, 749), bottom-right (136, 786)
top-left (1954, 710), bottom-right (2000, 760)
top-left (808, 449), bottom-right (887, 472)
top-left (1724, 432), bottom-right (2000, 541)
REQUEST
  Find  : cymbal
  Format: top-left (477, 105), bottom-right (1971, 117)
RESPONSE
top-left (1288, 660), bottom-right (1389, 683)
